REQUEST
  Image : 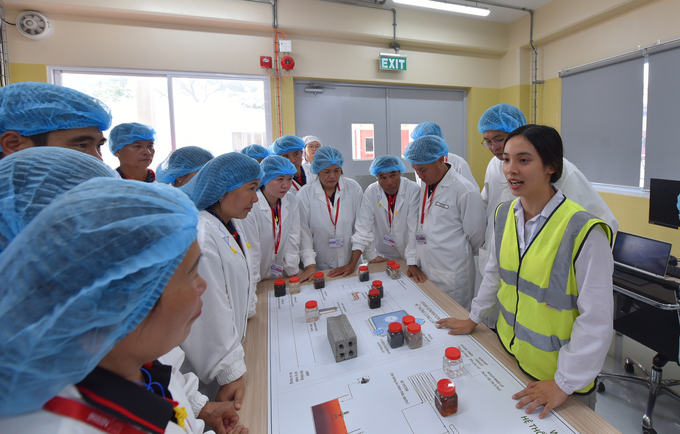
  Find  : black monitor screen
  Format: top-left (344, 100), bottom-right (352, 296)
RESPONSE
top-left (649, 178), bottom-right (680, 230)
top-left (612, 232), bottom-right (672, 277)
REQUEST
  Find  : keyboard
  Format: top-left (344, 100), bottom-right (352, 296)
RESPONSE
top-left (613, 269), bottom-right (648, 286)
top-left (666, 265), bottom-right (680, 279)
top-left (613, 265), bottom-right (680, 291)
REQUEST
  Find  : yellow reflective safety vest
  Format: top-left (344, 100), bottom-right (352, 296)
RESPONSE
top-left (494, 197), bottom-right (611, 394)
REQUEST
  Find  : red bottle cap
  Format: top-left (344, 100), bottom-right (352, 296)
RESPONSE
top-left (359, 265), bottom-right (369, 271)
top-left (407, 323), bottom-right (421, 333)
top-left (275, 279), bottom-right (285, 286)
top-left (368, 288), bottom-right (380, 297)
top-left (314, 272), bottom-right (325, 278)
top-left (390, 263), bottom-right (400, 269)
top-left (437, 378), bottom-right (456, 396)
top-left (289, 276), bottom-right (300, 283)
top-left (402, 315), bottom-right (415, 325)
top-left (388, 322), bottom-right (402, 333)
top-left (372, 280), bottom-right (383, 287)
top-left (387, 260), bottom-right (396, 265)
top-left (445, 347), bottom-right (461, 361)
top-left (305, 300), bottom-right (317, 309)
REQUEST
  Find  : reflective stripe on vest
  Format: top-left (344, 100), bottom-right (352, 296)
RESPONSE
top-left (493, 198), bottom-right (612, 394)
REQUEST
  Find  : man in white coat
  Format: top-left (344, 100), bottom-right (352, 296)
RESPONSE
top-left (477, 104), bottom-right (619, 327)
top-left (410, 122), bottom-right (479, 191)
top-left (343, 155), bottom-right (426, 281)
top-left (403, 135), bottom-right (486, 310)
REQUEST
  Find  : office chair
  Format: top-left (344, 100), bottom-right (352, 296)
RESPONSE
top-left (597, 280), bottom-right (680, 434)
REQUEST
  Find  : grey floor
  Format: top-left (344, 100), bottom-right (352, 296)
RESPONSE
top-left (594, 355), bottom-right (680, 434)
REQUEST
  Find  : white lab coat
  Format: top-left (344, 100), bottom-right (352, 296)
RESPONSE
top-left (299, 176), bottom-right (364, 270)
top-left (479, 157), bottom-right (619, 273)
top-left (241, 190), bottom-right (301, 282)
top-left (289, 165), bottom-right (317, 195)
top-left (351, 178), bottom-right (420, 265)
top-left (416, 153), bottom-right (479, 191)
top-left (1, 367), bottom-right (209, 434)
top-left (415, 166), bottom-right (486, 310)
top-left (180, 211), bottom-right (256, 398)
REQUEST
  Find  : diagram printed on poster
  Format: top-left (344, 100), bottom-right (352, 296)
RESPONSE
top-left (268, 274), bottom-right (578, 434)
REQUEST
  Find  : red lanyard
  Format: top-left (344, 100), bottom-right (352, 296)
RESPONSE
top-left (386, 193), bottom-right (397, 228)
top-left (292, 181), bottom-right (300, 191)
top-left (270, 199), bottom-right (283, 254)
top-left (44, 396), bottom-right (149, 434)
top-left (420, 184), bottom-right (438, 225)
top-left (325, 186), bottom-right (340, 232)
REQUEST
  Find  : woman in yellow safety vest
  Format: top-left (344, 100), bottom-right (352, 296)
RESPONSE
top-left (437, 124), bottom-right (614, 418)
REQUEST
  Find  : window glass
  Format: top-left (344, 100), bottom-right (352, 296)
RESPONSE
top-left (400, 123), bottom-right (418, 156)
top-left (351, 123), bottom-right (374, 160)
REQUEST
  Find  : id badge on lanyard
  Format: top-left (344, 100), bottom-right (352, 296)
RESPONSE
top-left (329, 237), bottom-right (344, 248)
top-left (417, 185), bottom-right (436, 245)
top-left (383, 234), bottom-right (396, 247)
top-left (270, 263), bottom-right (284, 276)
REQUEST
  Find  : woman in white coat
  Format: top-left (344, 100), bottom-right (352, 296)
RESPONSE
top-left (301, 135), bottom-right (322, 184)
top-left (298, 146), bottom-right (364, 274)
top-left (0, 178), bottom-right (243, 434)
top-left (340, 155), bottom-right (424, 280)
top-left (242, 155), bottom-right (316, 283)
top-left (180, 153), bottom-right (262, 407)
top-left (403, 135), bottom-right (486, 311)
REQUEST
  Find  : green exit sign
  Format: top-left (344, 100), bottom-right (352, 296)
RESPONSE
top-left (380, 53), bottom-right (407, 71)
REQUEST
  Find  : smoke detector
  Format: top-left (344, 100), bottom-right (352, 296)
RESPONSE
top-left (16, 11), bottom-right (54, 40)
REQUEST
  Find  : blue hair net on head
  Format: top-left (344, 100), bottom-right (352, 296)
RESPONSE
top-left (0, 147), bottom-right (116, 254)
top-left (261, 155), bottom-right (297, 186)
top-left (410, 122), bottom-right (443, 140)
top-left (369, 155), bottom-right (406, 177)
top-left (0, 82), bottom-right (112, 136)
top-left (477, 104), bottom-right (527, 134)
top-left (268, 135), bottom-right (304, 156)
top-left (240, 144), bottom-right (270, 160)
top-left (109, 122), bottom-right (156, 154)
top-left (311, 146), bottom-right (345, 174)
top-left (403, 135), bottom-right (449, 165)
top-left (0, 178), bottom-right (199, 415)
top-left (156, 146), bottom-right (214, 185)
top-left (181, 152), bottom-right (264, 210)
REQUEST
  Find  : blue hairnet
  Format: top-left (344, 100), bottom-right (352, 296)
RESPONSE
top-left (268, 135), bottom-right (304, 156)
top-left (403, 135), bottom-right (449, 165)
top-left (477, 104), bottom-right (527, 134)
top-left (240, 144), bottom-right (270, 160)
top-left (261, 155), bottom-right (297, 186)
top-left (181, 152), bottom-right (264, 210)
top-left (369, 155), bottom-right (406, 177)
top-left (0, 82), bottom-right (112, 136)
top-left (410, 122), bottom-right (443, 140)
top-left (0, 178), bottom-right (199, 415)
top-left (156, 146), bottom-right (214, 185)
top-left (0, 147), bottom-right (116, 254)
top-left (109, 122), bottom-right (156, 154)
top-left (311, 146), bottom-right (345, 174)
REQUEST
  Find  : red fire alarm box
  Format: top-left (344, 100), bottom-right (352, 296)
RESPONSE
top-left (260, 56), bottom-right (272, 68)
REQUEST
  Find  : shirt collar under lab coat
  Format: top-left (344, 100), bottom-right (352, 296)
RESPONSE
top-left (257, 189), bottom-right (293, 224)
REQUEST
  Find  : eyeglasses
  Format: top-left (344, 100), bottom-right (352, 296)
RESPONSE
top-left (305, 144), bottom-right (321, 150)
top-left (480, 138), bottom-right (506, 148)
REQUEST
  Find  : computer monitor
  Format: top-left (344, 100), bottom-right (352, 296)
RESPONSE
top-left (649, 178), bottom-right (680, 230)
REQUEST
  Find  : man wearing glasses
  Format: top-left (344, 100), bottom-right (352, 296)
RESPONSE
top-left (476, 104), bottom-right (619, 327)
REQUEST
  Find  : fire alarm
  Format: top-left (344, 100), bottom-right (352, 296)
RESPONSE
top-left (281, 56), bottom-right (295, 71)
top-left (260, 56), bottom-right (272, 69)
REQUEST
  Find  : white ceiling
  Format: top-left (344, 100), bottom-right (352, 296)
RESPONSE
top-left (386, 0), bottom-right (554, 23)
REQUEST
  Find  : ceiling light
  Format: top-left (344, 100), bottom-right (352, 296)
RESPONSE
top-left (393, 0), bottom-right (490, 17)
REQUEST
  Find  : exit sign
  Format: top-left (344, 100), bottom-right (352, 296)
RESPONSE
top-left (380, 53), bottom-right (407, 71)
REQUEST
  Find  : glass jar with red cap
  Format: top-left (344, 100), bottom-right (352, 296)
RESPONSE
top-left (402, 315), bottom-right (416, 344)
top-left (371, 280), bottom-right (384, 298)
top-left (358, 264), bottom-right (370, 282)
top-left (386, 260), bottom-right (396, 277)
top-left (305, 300), bottom-right (319, 323)
top-left (387, 322), bottom-right (404, 348)
top-left (368, 288), bottom-right (381, 309)
top-left (443, 347), bottom-right (463, 378)
top-left (435, 378), bottom-right (458, 416)
top-left (289, 276), bottom-right (301, 294)
top-left (390, 263), bottom-right (401, 280)
top-left (274, 278), bottom-right (286, 297)
top-left (313, 271), bottom-right (325, 289)
top-left (406, 323), bottom-right (422, 349)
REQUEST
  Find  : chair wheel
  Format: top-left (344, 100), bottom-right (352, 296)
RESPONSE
top-left (624, 360), bottom-right (635, 374)
top-left (597, 382), bottom-right (605, 393)
top-left (642, 428), bottom-right (657, 434)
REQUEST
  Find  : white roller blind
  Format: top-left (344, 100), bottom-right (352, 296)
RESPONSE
top-left (645, 45), bottom-right (680, 185)
top-left (561, 57), bottom-right (644, 187)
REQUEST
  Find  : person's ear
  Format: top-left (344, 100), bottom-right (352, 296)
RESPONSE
top-left (0, 131), bottom-right (33, 155)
